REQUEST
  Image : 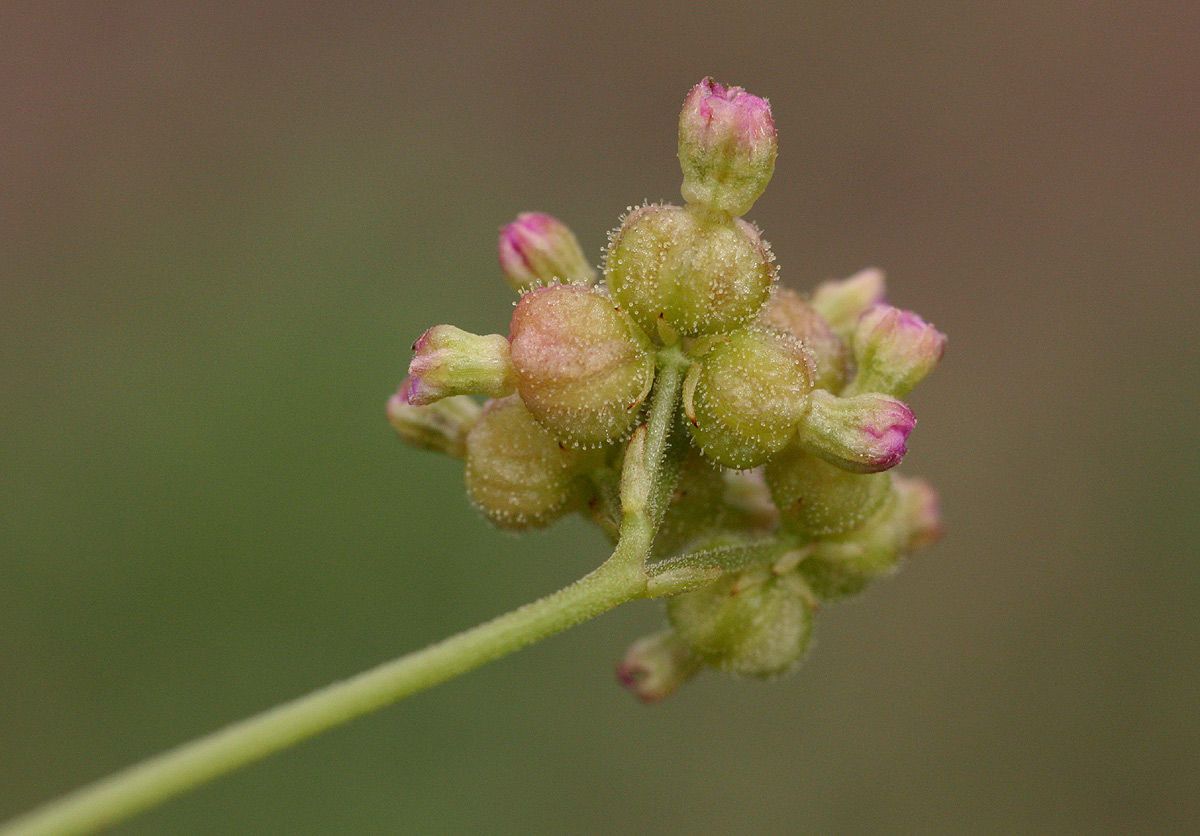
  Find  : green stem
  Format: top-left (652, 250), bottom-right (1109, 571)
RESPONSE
top-left (2, 347), bottom-right (690, 836)
top-left (1, 553), bottom-right (645, 836)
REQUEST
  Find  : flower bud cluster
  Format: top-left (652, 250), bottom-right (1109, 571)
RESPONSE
top-left (387, 77), bottom-right (947, 701)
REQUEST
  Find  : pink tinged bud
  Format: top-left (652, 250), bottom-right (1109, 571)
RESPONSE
top-left (508, 284), bottom-right (655, 448)
top-left (809, 267), bottom-right (886, 340)
top-left (406, 325), bottom-right (514, 406)
top-left (497, 212), bottom-right (597, 293)
top-left (798, 389), bottom-right (915, 473)
top-left (464, 396), bottom-right (597, 530)
top-left (605, 203), bottom-right (776, 339)
top-left (847, 304), bottom-right (948, 398)
top-left (678, 77), bottom-right (778, 217)
top-left (616, 630), bottom-right (702, 703)
top-left (760, 288), bottom-right (850, 392)
top-left (386, 384), bottom-right (481, 458)
top-left (893, 475), bottom-right (944, 550)
top-left (685, 326), bottom-right (815, 470)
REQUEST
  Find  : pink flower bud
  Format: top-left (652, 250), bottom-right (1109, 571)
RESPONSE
top-left (406, 324), bottom-right (514, 406)
top-left (508, 284), bottom-right (655, 448)
top-left (386, 383), bottom-right (480, 457)
top-left (893, 475), bottom-right (943, 550)
top-left (847, 304), bottom-right (947, 398)
top-left (798, 390), bottom-right (915, 473)
top-left (497, 212), bottom-right (597, 293)
top-left (678, 77), bottom-right (777, 217)
top-left (616, 630), bottom-right (701, 703)
top-left (809, 267), bottom-right (886, 339)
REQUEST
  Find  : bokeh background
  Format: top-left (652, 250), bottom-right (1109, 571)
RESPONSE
top-left (3, 3), bottom-right (1197, 833)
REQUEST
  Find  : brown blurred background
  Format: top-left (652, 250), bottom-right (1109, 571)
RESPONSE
top-left (3, 2), bottom-right (1198, 833)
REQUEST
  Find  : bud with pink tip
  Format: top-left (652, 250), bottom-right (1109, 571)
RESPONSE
top-left (678, 77), bottom-right (778, 217)
top-left (497, 212), bottom-right (597, 293)
top-left (405, 325), bottom-right (514, 406)
top-left (387, 383), bottom-right (480, 457)
top-left (798, 390), bottom-right (915, 473)
top-left (616, 630), bottom-right (702, 703)
top-left (810, 267), bottom-right (886, 340)
top-left (846, 304), bottom-right (947, 398)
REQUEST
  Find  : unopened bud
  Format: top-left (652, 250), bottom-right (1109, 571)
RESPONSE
top-left (760, 288), bottom-right (850, 391)
top-left (765, 445), bottom-right (891, 536)
top-left (616, 630), bottom-right (702, 703)
top-left (604, 203), bottom-right (775, 338)
top-left (685, 327), bottom-right (814, 469)
top-left (668, 568), bottom-right (813, 678)
top-left (464, 396), bottom-right (594, 529)
top-left (497, 212), bottom-right (596, 292)
top-left (406, 325), bottom-right (514, 406)
top-left (678, 77), bottom-right (777, 218)
top-left (846, 304), bottom-right (947, 398)
top-left (801, 475), bottom-right (943, 600)
top-left (809, 268), bottom-right (886, 340)
top-left (893, 474), bottom-right (943, 549)
top-left (387, 383), bottom-right (480, 457)
top-left (508, 285), bottom-right (655, 448)
top-left (798, 389), bottom-right (915, 473)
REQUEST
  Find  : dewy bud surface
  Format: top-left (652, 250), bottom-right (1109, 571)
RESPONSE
top-left (846, 304), bottom-right (947, 398)
top-left (765, 445), bottom-right (892, 536)
top-left (686, 326), bottom-right (815, 469)
top-left (464, 396), bottom-right (594, 529)
top-left (508, 284), bottom-right (655, 448)
top-left (760, 288), bottom-right (850, 392)
top-left (406, 324), bottom-right (514, 405)
top-left (605, 203), bottom-right (775, 338)
top-left (678, 77), bottom-right (778, 217)
top-left (497, 212), bottom-right (597, 293)
top-left (668, 569), bottom-right (813, 678)
top-left (798, 389), bottom-right (915, 473)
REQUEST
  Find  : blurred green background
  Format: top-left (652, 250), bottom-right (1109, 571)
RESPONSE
top-left (3, 3), bottom-right (1197, 833)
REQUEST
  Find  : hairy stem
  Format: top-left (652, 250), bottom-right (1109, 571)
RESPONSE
top-left (2, 348), bottom-right (690, 836)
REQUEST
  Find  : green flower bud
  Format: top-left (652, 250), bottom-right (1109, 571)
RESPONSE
top-left (508, 284), bottom-right (655, 448)
top-left (386, 381), bottom-right (480, 458)
top-left (845, 304), bottom-right (947, 398)
top-left (685, 326), bottom-right (814, 469)
top-left (497, 212), bottom-right (597, 293)
top-left (677, 77), bottom-right (778, 218)
top-left (760, 288), bottom-right (850, 391)
top-left (764, 445), bottom-right (891, 536)
top-left (798, 389), bottom-right (915, 473)
top-left (464, 396), bottom-right (594, 529)
top-left (604, 203), bottom-right (776, 338)
top-left (616, 630), bottom-right (702, 703)
top-left (799, 475), bottom-right (942, 600)
top-left (406, 325), bottom-right (514, 405)
top-left (809, 267), bottom-right (886, 340)
top-left (668, 568), bottom-right (814, 678)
